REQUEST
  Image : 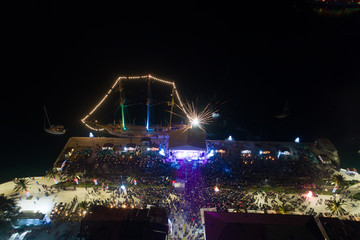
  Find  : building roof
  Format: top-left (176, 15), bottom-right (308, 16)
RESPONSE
top-left (170, 144), bottom-right (205, 151)
top-left (80, 206), bottom-right (168, 240)
top-left (204, 212), bottom-right (324, 240)
top-left (17, 211), bottom-right (45, 220)
top-left (317, 217), bottom-right (360, 240)
top-left (103, 143), bottom-right (114, 147)
top-left (168, 128), bottom-right (206, 150)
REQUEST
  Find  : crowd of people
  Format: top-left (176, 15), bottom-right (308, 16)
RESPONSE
top-left (93, 149), bottom-right (173, 179)
top-left (58, 143), bottom-right (341, 239)
top-left (61, 149), bottom-right (93, 175)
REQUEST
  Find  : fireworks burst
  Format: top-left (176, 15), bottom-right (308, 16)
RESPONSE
top-left (178, 99), bottom-right (220, 133)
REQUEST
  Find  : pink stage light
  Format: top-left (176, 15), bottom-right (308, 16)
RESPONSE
top-left (307, 191), bottom-right (313, 198)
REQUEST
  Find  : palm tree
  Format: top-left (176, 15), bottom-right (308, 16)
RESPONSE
top-left (331, 174), bottom-right (346, 189)
top-left (326, 198), bottom-right (346, 216)
top-left (46, 168), bottom-right (59, 179)
top-left (46, 168), bottom-right (61, 185)
top-left (84, 168), bottom-right (97, 182)
top-left (233, 203), bottom-right (247, 213)
top-left (13, 178), bottom-right (30, 193)
top-left (78, 201), bottom-right (88, 212)
top-left (65, 168), bottom-right (79, 182)
top-left (275, 203), bottom-right (292, 215)
top-left (0, 194), bottom-right (19, 220)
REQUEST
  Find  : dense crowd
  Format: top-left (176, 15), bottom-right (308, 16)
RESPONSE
top-left (61, 149), bottom-right (93, 175)
top-left (94, 150), bottom-right (173, 178)
top-left (59, 145), bottom-right (337, 239)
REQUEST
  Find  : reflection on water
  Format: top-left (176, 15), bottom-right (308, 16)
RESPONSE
top-left (306, 0), bottom-right (360, 17)
top-left (313, 7), bottom-right (360, 17)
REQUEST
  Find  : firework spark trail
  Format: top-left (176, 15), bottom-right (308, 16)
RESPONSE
top-left (175, 99), bottom-right (220, 133)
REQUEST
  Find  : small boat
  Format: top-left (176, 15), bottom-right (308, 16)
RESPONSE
top-left (44, 106), bottom-right (66, 135)
top-left (276, 101), bottom-right (290, 119)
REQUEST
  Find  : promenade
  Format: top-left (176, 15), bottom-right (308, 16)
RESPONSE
top-left (1, 169), bottom-right (360, 239)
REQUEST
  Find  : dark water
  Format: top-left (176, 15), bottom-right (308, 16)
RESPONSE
top-left (3, 2), bottom-right (360, 183)
top-left (0, 120), bottom-right (87, 184)
top-left (0, 134), bottom-right (67, 184)
top-left (2, 114), bottom-right (358, 185)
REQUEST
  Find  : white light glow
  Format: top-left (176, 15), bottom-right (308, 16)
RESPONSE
top-left (192, 117), bottom-right (200, 127)
top-left (212, 112), bottom-right (220, 118)
top-left (172, 150), bottom-right (204, 160)
top-left (307, 191), bottom-right (313, 198)
top-left (120, 185), bottom-right (127, 195)
top-left (207, 149), bottom-right (215, 158)
top-left (17, 195), bottom-right (54, 215)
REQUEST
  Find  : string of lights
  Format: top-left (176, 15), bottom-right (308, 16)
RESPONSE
top-left (81, 74), bottom-right (186, 131)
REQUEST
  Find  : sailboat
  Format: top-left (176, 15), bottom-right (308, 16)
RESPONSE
top-left (276, 101), bottom-right (290, 119)
top-left (44, 106), bottom-right (66, 135)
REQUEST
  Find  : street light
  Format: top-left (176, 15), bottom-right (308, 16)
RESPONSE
top-left (121, 184), bottom-right (127, 195)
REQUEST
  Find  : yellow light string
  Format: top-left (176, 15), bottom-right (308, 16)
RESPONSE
top-left (149, 75), bottom-right (185, 111)
top-left (81, 74), bottom-right (186, 131)
top-left (81, 76), bottom-right (122, 131)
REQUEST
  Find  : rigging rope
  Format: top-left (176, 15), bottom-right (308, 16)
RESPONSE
top-left (44, 105), bottom-right (51, 127)
top-left (81, 75), bottom-right (185, 131)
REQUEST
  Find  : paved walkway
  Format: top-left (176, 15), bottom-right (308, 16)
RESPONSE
top-left (1, 169), bottom-right (360, 239)
top-left (0, 177), bottom-right (138, 216)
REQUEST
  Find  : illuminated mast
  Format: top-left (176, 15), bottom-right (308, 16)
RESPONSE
top-left (81, 74), bottom-right (187, 133)
top-left (146, 76), bottom-right (151, 131)
top-left (119, 79), bottom-right (126, 131)
top-left (168, 86), bottom-right (175, 130)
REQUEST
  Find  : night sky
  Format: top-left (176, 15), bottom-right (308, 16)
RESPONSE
top-left (2, 2), bottom-right (360, 182)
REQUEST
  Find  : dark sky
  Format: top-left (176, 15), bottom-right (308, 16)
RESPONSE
top-left (2, 2), bottom-right (360, 181)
